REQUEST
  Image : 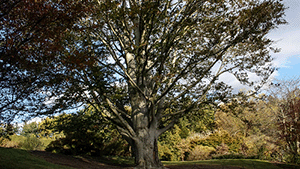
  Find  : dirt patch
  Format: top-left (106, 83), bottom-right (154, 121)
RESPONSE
top-left (30, 151), bottom-right (244, 169)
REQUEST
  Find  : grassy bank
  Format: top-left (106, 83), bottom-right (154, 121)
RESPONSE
top-left (0, 147), bottom-right (73, 169)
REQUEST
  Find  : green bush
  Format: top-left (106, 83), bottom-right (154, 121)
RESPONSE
top-left (43, 111), bottom-right (129, 157)
top-left (187, 145), bottom-right (215, 161)
top-left (283, 154), bottom-right (300, 164)
top-left (214, 143), bottom-right (230, 156)
top-left (19, 134), bottom-right (44, 150)
top-left (158, 125), bottom-right (183, 161)
top-left (190, 129), bottom-right (243, 153)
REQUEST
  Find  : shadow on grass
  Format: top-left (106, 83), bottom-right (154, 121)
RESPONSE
top-left (274, 163), bottom-right (300, 169)
top-left (79, 155), bottom-right (135, 168)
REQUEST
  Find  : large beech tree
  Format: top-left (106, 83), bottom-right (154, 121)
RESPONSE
top-left (1, 0), bottom-right (286, 168)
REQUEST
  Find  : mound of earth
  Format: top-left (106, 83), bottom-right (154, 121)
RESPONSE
top-left (30, 151), bottom-right (243, 169)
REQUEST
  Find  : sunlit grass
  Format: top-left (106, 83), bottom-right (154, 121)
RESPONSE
top-left (0, 147), bottom-right (73, 169)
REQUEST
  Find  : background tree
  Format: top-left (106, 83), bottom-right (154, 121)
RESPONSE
top-left (279, 95), bottom-right (300, 163)
top-left (215, 94), bottom-right (282, 160)
top-left (0, 123), bottom-right (16, 145)
top-left (266, 77), bottom-right (300, 163)
top-left (1, 0), bottom-right (286, 168)
top-left (21, 121), bottom-right (39, 138)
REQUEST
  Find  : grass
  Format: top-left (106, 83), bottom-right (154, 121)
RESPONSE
top-left (163, 159), bottom-right (300, 169)
top-left (1, 147), bottom-right (300, 169)
top-left (9, 135), bottom-right (55, 150)
top-left (82, 155), bottom-right (135, 167)
top-left (0, 147), bottom-right (73, 169)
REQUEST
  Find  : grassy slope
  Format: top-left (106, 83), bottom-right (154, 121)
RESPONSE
top-left (0, 147), bottom-right (73, 169)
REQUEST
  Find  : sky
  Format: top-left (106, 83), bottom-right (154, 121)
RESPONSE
top-left (268, 0), bottom-right (300, 79)
top-left (222, 0), bottom-right (300, 92)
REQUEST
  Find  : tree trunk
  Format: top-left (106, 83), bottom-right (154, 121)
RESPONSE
top-left (130, 92), bottom-right (165, 168)
top-left (133, 132), bottom-right (164, 169)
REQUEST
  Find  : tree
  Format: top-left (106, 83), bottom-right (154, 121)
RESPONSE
top-left (0, 123), bottom-right (16, 145)
top-left (2, 0), bottom-right (286, 168)
top-left (216, 95), bottom-right (275, 137)
top-left (267, 77), bottom-right (300, 163)
top-left (279, 95), bottom-right (300, 163)
top-left (0, 0), bottom-right (90, 123)
top-left (21, 121), bottom-right (39, 138)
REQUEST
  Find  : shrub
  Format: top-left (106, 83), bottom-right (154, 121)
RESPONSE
top-left (158, 125), bottom-right (183, 161)
top-left (187, 145), bottom-right (215, 161)
top-left (189, 129), bottom-right (243, 154)
top-left (19, 134), bottom-right (44, 150)
top-left (46, 132), bottom-right (129, 156)
top-left (1, 140), bottom-right (20, 148)
top-left (43, 111), bottom-right (130, 157)
top-left (215, 143), bottom-right (230, 156)
top-left (243, 135), bottom-right (283, 161)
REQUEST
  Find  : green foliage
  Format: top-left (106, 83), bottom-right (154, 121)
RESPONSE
top-left (37, 117), bottom-right (65, 139)
top-left (187, 145), bottom-right (215, 161)
top-left (190, 130), bottom-right (243, 153)
top-left (43, 107), bottom-right (129, 156)
top-left (21, 122), bottom-right (40, 137)
top-left (158, 127), bottom-right (245, 161)
top-left (158, 125), bottom-right (183, 161)
top-left (186, 106), bottom-right (216, 133)
top-left (19, 134), bottom-right (44, 151)
top-left (2, 135), bottom-right (25, 148)
top-left (0, 123), bottom-right (16, 145)
top-left (1, 133), bottom-right (53, 151)
top-left (158, 107), bottom-right (217, 161)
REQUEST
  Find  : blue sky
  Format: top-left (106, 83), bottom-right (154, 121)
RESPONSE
top-left (268, 0), bottom-right (300, 79)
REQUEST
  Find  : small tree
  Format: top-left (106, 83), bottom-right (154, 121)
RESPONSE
top-left (21, 122), bottom-right (39, 138)
top-left (278, 93), bottom-right (300, 163)
top-left (267, 77), bottom-right (300, 163)
top-left (0, 123), bottom-right (15, 145)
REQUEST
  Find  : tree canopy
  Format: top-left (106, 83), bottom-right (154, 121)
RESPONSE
top-left (1, 0), bottom-right (286, 168)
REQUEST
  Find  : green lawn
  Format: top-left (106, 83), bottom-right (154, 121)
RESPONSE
top-left (1, 147), bottom-right (300, 169)
top-left (0, 147), bottom-right (73, 169)
top-left (163, 159), bottom-right (300, 169)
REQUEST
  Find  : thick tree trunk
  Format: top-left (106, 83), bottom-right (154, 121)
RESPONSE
top-left (133, 132), bottom-right (164, 169)
top-left (129, 92), bottom-right (165, 168)
top-left (126, 47), bottom-right (166, 168)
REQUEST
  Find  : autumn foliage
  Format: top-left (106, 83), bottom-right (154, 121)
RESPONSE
top-left (278, 93), bottom-right (300, 163)
top-left (0, 0), bottom-right (95, 121)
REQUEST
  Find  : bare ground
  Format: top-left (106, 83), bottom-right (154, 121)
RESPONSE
top-left (30, 151), bottom-right (245, 169)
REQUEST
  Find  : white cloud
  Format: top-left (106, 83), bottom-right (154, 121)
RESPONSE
top-left (27, 117), bottom-right (43, 124)
top-left (271, 31), bottom-right (300, 56)
top-left (268, 0), bottom-right (300, 69)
